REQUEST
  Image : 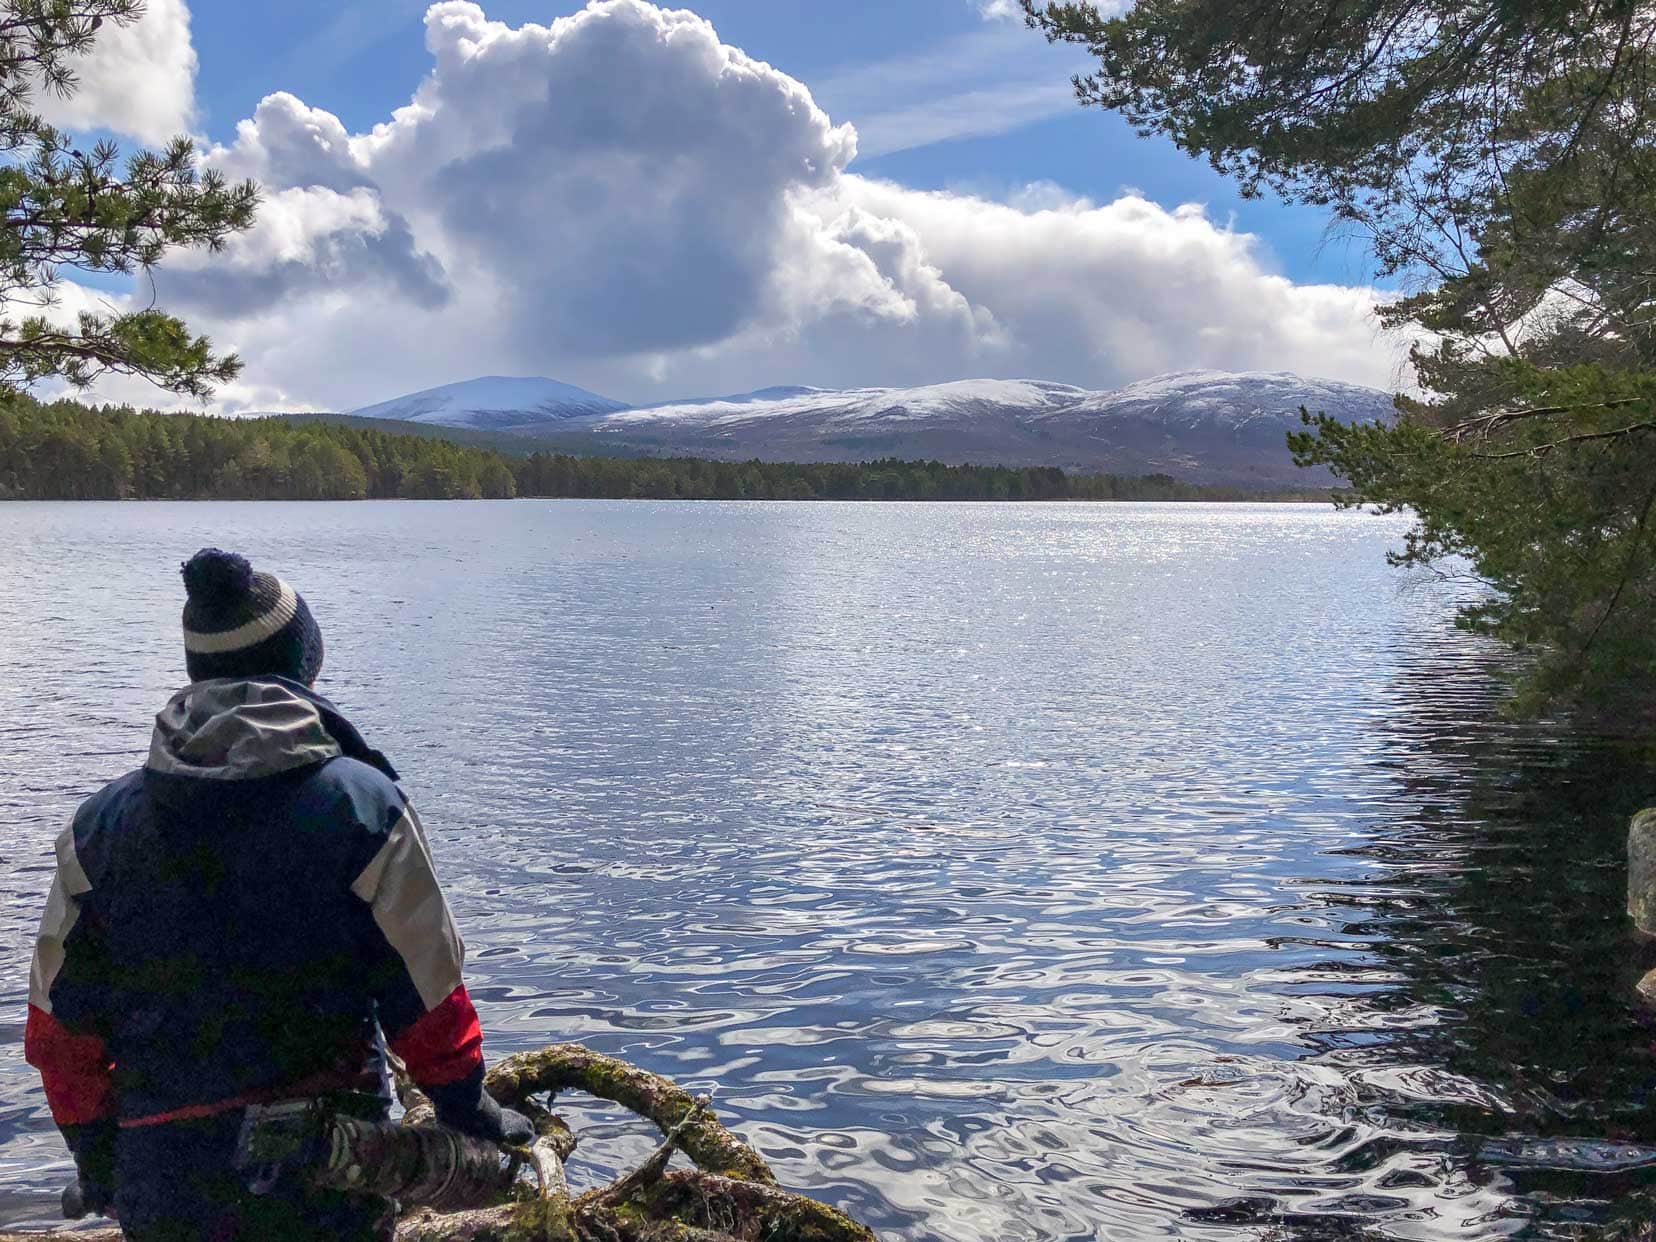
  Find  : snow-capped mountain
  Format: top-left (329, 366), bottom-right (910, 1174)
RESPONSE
top-left (612, 378), bottom-right (1093, 427)
top-left (1054, 370), bottom-right (1392, 431)
top-left (348, 370), bottom-right (1395, 485)
top-left (582, 371), bottom-right (1392, 484)
top-left (349, 376), bottom-right (627, 430)
top-left (578, 378), bottom-right (1096, 467)
top-left (1023, 370), bottom-right (1397, 483)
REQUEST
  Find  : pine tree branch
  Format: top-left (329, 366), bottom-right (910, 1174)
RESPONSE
top-left (1467, 420), bottom-right (1656, 458)
top-left (1577, 471), bottom-right (1656, 661)
top-left (1448, 397), bottom-right (1651, 439)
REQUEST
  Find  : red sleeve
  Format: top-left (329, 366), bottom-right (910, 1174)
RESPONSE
top-left (386, 984), bottom-right (483, 1087)
top-left (25, 1004), bottom-right (113, 1126)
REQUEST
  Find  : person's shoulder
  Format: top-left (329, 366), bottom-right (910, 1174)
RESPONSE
top-left (301, 755), bottom-right (408, 838)
top-left (65, 769), bottom-right (147, 880)
top-left (310, 755), bottom-right (403, 800)
top-left (70, 769), bottom-right (146, 830)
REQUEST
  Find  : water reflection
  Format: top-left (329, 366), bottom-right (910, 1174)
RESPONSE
top-left (1255, 644), bottom-right (1656, 1240)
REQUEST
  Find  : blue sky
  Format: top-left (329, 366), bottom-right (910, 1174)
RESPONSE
top-left (47, 0), bottom-right (1400, 412)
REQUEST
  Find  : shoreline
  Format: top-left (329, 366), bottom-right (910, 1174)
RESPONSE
top-left (0, 494), bottom-right (1346, 505)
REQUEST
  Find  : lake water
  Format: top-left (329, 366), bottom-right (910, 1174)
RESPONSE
top-left (2, 500), bottom-right (1654, 1240)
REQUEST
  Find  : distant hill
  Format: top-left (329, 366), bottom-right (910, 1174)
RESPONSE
top-left (326, 369), bottom-right (1397, 486)
top-left (347, 375), bottom-right (628, 430)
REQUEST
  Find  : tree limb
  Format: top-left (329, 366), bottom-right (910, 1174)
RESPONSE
top-left (1467, 420), bottom-right (1656, 457)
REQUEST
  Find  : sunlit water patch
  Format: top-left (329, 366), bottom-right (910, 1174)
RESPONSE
top-left (1, 500), bottom-right (1653, 1239)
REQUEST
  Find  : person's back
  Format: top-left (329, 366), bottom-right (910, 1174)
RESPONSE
top-left (25, 549), bottom-right (529, 1240)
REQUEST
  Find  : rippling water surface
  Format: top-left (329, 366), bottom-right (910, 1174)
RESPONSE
top-left (3, 500), bottom-right (1655, 1239)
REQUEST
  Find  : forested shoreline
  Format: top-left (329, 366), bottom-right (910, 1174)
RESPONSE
top-left (0, 397), bottom-right (1321, 503)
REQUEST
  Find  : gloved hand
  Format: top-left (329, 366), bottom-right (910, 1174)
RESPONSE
top-left (60, 1119), bottom-right (115, 1218)
top-left (428, 1067), bottom-right (534, 1145)
top-left (464, 1091), bottom-right (534, 1146)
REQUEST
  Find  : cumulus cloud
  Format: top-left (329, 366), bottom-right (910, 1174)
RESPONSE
top-left (210, 93), bottom-right (372, 192)
top-left (82, 0), bottom-right (1402, 412)
top-left (159, 185), bottom-right (450, 316)
top-left (826, 179), bottom-right (1394, 387)
top-left (398, 0), bottom-right (855, 355)
top-left (35, 0), bottom-right (198, 143)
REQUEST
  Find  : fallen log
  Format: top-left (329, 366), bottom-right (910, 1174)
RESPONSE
top-left (0, 1045), bottom-right (877, 1242)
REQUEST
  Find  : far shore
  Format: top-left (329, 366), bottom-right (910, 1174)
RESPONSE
top-left (2, 493), bottom-right (1346, 505)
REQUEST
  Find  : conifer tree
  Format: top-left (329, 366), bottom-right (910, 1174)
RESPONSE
top-left (0, 0), bottom-right (256, 397)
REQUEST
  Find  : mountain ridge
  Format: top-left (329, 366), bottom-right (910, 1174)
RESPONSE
top-left (343, 370), bottom-right (1396, 486)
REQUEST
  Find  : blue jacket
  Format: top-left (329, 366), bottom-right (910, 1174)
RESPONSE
top-left (26, 678), bottom-right (488, 1137)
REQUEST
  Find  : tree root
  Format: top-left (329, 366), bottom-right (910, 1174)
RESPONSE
top-left (484, 1044), bottom-right (775, 1185)
top-left (1, 1045), bottom-right (876, 1242)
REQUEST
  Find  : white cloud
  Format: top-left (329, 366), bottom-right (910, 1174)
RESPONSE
top-left (3, 280), bottom-right (324, 415)
top-left (822, 179), bottom-right (1397, 389)
top-left (34, 0), bottom-right (198, 143)
top-left (209, 92), bottom-right (371, 190)
top-left (159, 183), bottom-right (450, 315)
top-left (64, 0), bottom-right (1403, 413)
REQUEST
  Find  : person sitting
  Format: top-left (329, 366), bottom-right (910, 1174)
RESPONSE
top-left (25, 547), bottom-right (530, 1240)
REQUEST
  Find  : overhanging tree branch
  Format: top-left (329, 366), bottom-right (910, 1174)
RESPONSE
top-left (0, 0), bottom-right (256, 401)
top-left (1467, 420), bottom-right (1656, 458)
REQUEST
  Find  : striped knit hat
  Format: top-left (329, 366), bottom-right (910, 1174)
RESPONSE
top-left (180, 548), bottom-right (324, 685)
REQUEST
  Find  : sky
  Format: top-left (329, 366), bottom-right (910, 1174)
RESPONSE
top-left (40, 0), bottom-right (1412, 412)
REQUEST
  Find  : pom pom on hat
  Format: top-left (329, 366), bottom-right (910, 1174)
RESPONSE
top-left (181, 548), bottom-right (254, 606)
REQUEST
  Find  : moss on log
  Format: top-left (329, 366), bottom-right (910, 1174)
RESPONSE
top-left (612, 1170), bottom-right (877, 1242)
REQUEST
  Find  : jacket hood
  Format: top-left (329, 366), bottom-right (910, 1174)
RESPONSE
top-left (147, 678), bottom-right (399, 784)
top-left (148, 678), bottom-right (343, 780)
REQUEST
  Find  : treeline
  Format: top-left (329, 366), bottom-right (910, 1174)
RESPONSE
top-left (0, 397), bottom-right (1295, 503)
top-left (0, 397), bottom-right (517, 500)
top-left (513, 452), bottom-right (1263, 501)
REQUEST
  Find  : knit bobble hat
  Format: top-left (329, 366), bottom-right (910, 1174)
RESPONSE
top-left (180, 548), bottom-right (325, 686)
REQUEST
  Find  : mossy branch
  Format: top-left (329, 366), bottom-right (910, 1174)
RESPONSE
top-left (484, 1044), bottom-right (776, 1186)
top-left (1, 1044), bottom-right (877, 1242)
